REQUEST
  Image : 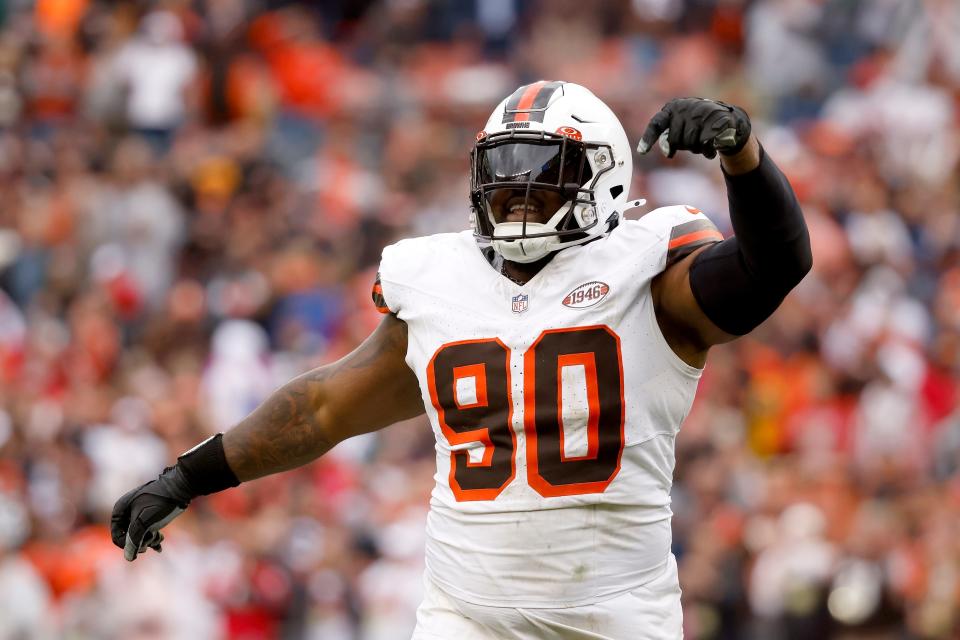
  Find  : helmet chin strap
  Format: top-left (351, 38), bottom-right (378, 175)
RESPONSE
top-left (485, 197), bottom-right (645, 263)
top-left (492, 236), bottom-right (555, 263)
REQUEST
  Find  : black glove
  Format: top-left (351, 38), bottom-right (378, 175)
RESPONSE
top-left (637, 98), bottom-right (751, 160)
top-left (111, 466), bottom-right (191, 561)
top-left (111, 433), bottom-right (239, 561)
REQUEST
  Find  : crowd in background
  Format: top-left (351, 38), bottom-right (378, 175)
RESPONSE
top-left (0, 0), bottom-right (958, 638)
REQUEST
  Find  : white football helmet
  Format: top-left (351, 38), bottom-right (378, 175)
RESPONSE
top-left (470, 81), bottom-right (633, 263)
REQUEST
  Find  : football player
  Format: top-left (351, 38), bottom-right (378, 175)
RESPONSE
top-left (112, 82), bottom-right (811, 639)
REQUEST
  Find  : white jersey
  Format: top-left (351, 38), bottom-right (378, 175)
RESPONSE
top-left (375, 206), bottom-right (722, 609)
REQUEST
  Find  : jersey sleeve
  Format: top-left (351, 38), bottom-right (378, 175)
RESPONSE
top-left (637, 205), bottom-right (724, 270)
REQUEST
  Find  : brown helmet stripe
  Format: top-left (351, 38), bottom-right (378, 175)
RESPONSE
top-left (502, 81), bottom-right (565, 124)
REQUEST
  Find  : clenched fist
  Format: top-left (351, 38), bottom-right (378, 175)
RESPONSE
top-left (111, 433), bottom-right (239, 561)
top-left (637, 98), bottom-right (751, 160)
top-left (110, 468), bottom-right (189, 561)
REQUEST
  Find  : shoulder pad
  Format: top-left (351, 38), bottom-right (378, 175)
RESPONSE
top-left (376, 232), bottom-right (474, 314)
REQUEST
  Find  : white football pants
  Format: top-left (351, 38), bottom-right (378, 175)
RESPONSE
top-left (411, 554), bottom-right (682, 639)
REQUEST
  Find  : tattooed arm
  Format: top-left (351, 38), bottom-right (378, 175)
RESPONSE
top-left (224, 313), bottom-right (424, 480)
top-left (110, 314), bottom-right (424, 560)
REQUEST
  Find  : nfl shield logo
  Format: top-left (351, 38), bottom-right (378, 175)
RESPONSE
top-left (511, 293), bottom-right (528, 314)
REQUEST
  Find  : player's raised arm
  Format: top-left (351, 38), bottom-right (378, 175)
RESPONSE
top-left (640, 98), bottom-right (813, 362)
top-left (110, 313), bottom-right (423, 561)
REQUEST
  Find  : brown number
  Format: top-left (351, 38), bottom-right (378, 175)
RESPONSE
top-left (427, 327), bottom-right (625, 501)
top-left (524, 326), bottom-right (625, 497)
top-left (426, 339), bottom-right (515, 501)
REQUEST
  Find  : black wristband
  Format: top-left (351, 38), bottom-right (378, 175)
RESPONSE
top-left (175, 433), bottom-right (241, 498)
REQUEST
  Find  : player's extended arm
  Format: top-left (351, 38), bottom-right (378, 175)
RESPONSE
top-left (639, 99), bottom-right (813, 365)
top-left (110, 314), bottom-right (423, 560)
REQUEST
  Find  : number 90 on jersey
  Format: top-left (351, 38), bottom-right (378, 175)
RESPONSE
top-left (426, 325), bottom-right (625, 501)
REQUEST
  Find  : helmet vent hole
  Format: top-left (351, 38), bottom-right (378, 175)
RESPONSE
top-left (609, 185), bottom-right (623, 199)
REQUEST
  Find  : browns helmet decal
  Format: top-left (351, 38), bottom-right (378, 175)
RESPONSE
top-left (555, 126), bottom-right (582, 141)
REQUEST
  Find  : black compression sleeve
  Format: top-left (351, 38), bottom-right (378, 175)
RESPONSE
top-left (689, 145), bottom-right (812, 335)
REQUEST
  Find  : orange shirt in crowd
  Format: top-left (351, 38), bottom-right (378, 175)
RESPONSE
top-left (34, 0), bottom-right (88, 40)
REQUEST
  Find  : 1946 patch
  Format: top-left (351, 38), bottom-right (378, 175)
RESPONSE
top-left (562, 281), bottom-right (610, 308)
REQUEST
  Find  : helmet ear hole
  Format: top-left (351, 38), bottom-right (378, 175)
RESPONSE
top-left (609, 185), bottom-right (623, 199)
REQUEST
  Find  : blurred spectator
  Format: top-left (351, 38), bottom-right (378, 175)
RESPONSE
top-left (109, 10), bottom-right (198, 150)
top-left (201, 320), bottom-right (274, 433)
top-left (86, 136), bottom-right (186, 310)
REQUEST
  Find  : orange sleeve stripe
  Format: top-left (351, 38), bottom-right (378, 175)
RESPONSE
top-left (372, 273), bottom-right (389, 313)
top-left (668, 229), bottom-right (724, 249)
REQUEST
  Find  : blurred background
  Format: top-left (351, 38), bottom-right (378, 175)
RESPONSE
top-left (0, 0), bottom-right (958, 638)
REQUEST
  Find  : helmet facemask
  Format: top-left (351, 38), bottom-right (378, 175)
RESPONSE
top-left (470, 130), bottom-right (615, 263)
